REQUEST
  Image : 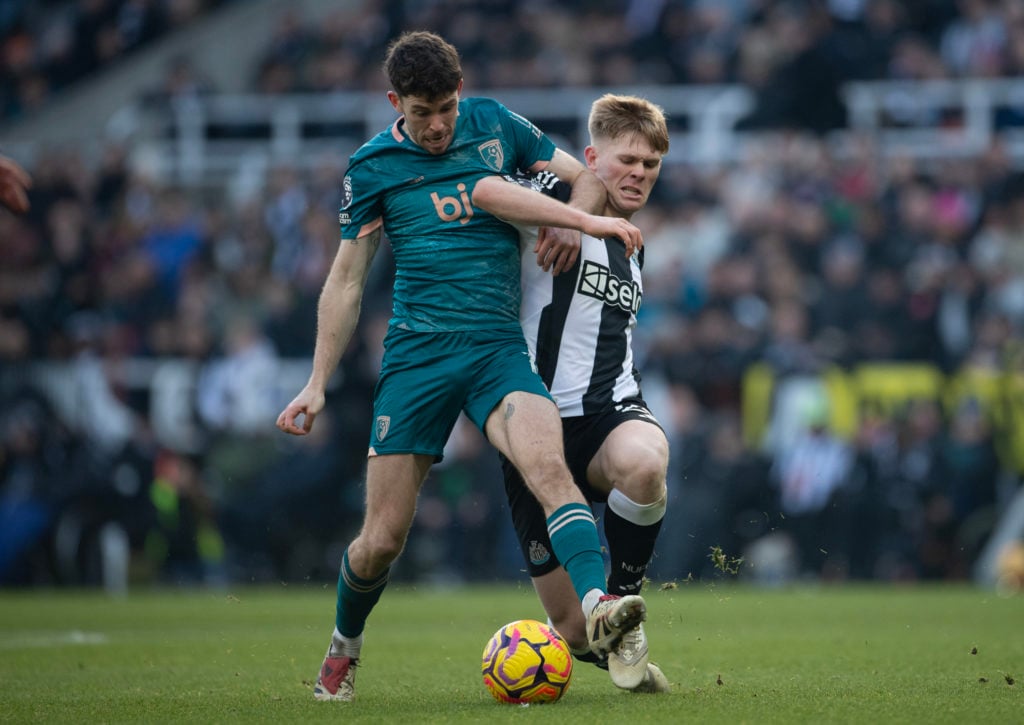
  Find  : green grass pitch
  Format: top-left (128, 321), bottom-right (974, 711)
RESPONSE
top-left (1, 582), bottom-right (1021, 723)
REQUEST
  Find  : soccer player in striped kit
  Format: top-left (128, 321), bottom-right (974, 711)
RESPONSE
top-left (474, 94), bottom-right (672, 693)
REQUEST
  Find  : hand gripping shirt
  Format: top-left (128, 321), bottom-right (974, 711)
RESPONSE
top-left (509, 172), bottom-right (644, 417)
top-left (339, 97), bottom-right (556, 332)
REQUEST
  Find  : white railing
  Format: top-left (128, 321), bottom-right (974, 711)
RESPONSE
top-left (842, 77), bottom-right (1024, 159)
top-left (116, 78), bottom-right (1024, 187)
top-left (125, 85), bottom-right (756, 185)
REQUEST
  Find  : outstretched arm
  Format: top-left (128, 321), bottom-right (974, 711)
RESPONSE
top-left (276, 227), bottom-right (381, 435)
top-left (472, 176), bottom-right (642, 257)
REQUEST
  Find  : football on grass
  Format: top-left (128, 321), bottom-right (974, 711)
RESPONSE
top-left (481, 619), bottom-right (573, 704)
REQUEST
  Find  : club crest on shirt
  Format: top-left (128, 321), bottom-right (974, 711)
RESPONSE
top-left (477, 140), bottom-right (504, 171)
top-left (375, 415), bottom-right (390, 442)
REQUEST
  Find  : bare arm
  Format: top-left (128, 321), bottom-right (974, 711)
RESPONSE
top-left (537, 147), bottom-right (606, 215)
top-left (527, 148), bottom-right (618, 273)
top-left (472, 176), bottom-right (642, 255)
top-left (276, 228), bottom-right (381, 435)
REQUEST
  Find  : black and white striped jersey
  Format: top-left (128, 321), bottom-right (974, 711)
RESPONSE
top-left (505, 171), bottom-right (643, 417)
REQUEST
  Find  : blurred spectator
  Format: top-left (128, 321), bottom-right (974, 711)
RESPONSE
top-left (144, 448), bottom-right (224, 585)
top-left (768, 388), bottom-right (857, 577)
top-left (763, 297), bottom-right (826, 376)
top-left (873, 398), bottom-right (948, 579)
top-left (0, 393), bottom-right (70, 584)
top-left (62, 311), bottom-right (139, 455)
top-left (652, 402), bottom-right (772, 582)
top-left (941, 398), bottom-right (1001, 562)
top-left (216, 404), bottom-right (353, 582)
top-left (142, 53), bottom-right (216, 135)
top-left (738, 1), bottom-right (848, 134)
top-left (195, 311), bottom-right (279, 436)
top-left (939, 0), bottom-right (1007, 76)
top-left (812, 237), bottom-right (869, 363)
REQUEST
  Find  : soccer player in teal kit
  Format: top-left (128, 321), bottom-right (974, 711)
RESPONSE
top-left (276, 31), bottom-right (650, 701)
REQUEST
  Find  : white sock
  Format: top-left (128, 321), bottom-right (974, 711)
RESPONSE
top-left (582, 588), bottom-right (605, 618)
top-left (607, 489), bottom-right (667, 526)
top-left (329, 628), bottom-right (363, 659)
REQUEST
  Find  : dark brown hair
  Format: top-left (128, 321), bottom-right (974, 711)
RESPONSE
top-left (383, 31), bottom-right (463, 101)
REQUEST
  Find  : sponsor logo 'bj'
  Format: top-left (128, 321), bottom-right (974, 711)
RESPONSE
top-left (432, 183), bottom-right (474, 225)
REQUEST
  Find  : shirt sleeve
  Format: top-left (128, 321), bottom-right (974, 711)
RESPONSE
top-left (498, 102), bottom-right (556, 171)
top-left (338, 158), bottom-right (383, 240)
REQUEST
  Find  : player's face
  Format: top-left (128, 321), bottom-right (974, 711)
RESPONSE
top-left (389, 84), bottom-right (462, 155)
top-left (585, 133), bottom-right (663, 219)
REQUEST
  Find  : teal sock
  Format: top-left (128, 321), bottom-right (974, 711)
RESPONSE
top-left (546, 503), bottom-right (606, 601)
top-left (336, 548), bottom-right (389, 638)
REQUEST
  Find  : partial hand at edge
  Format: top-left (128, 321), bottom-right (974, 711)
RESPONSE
top-left (0, 156), bottom-right (32, 214)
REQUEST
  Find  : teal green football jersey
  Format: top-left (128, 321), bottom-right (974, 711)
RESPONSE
top-left (339, 97), bottom-right (556, 332)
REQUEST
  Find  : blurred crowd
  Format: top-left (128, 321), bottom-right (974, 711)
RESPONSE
top-left (0, 0), bottom-right (234, 122)
top-left (10, 1), bottom-right (1024, 129)
top-left (248, 0), bottom-right (1024, 133)
top-left (2, 0), bottom-right (1023, 590)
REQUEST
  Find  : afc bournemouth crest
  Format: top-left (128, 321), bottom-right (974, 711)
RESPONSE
top-left (375, 415), bottom-right (390, 442)
top-left (477, 140), bottom-right (504, 171)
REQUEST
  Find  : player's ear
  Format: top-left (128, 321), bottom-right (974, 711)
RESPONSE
top-left (387, 90), bottom-right (401, 112)
top-left (584, 146), bottom-right (598, 171)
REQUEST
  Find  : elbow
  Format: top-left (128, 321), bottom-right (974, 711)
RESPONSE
top-left (470, 176), bottom-right (503, 211)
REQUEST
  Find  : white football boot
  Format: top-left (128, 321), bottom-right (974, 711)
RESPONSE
top-left (586, 593), bottom-right (647, 688)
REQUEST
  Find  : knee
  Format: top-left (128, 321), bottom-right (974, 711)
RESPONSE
top-left (620, 456), bottom-right (668, 505)
top-left (637, 465), bottom-right (668, 503)
top-left (359, 529), bottom-right (407, 568)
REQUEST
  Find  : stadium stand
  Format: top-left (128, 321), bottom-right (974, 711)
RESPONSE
top-left (1, 0), bottom-right (1022, 590)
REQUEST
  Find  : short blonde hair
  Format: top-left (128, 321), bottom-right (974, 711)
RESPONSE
top-left (588, 94), bottom-right (669, 154)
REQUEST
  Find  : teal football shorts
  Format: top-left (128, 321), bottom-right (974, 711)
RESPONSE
top-left (368, 325), bottom-right (552, 461)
